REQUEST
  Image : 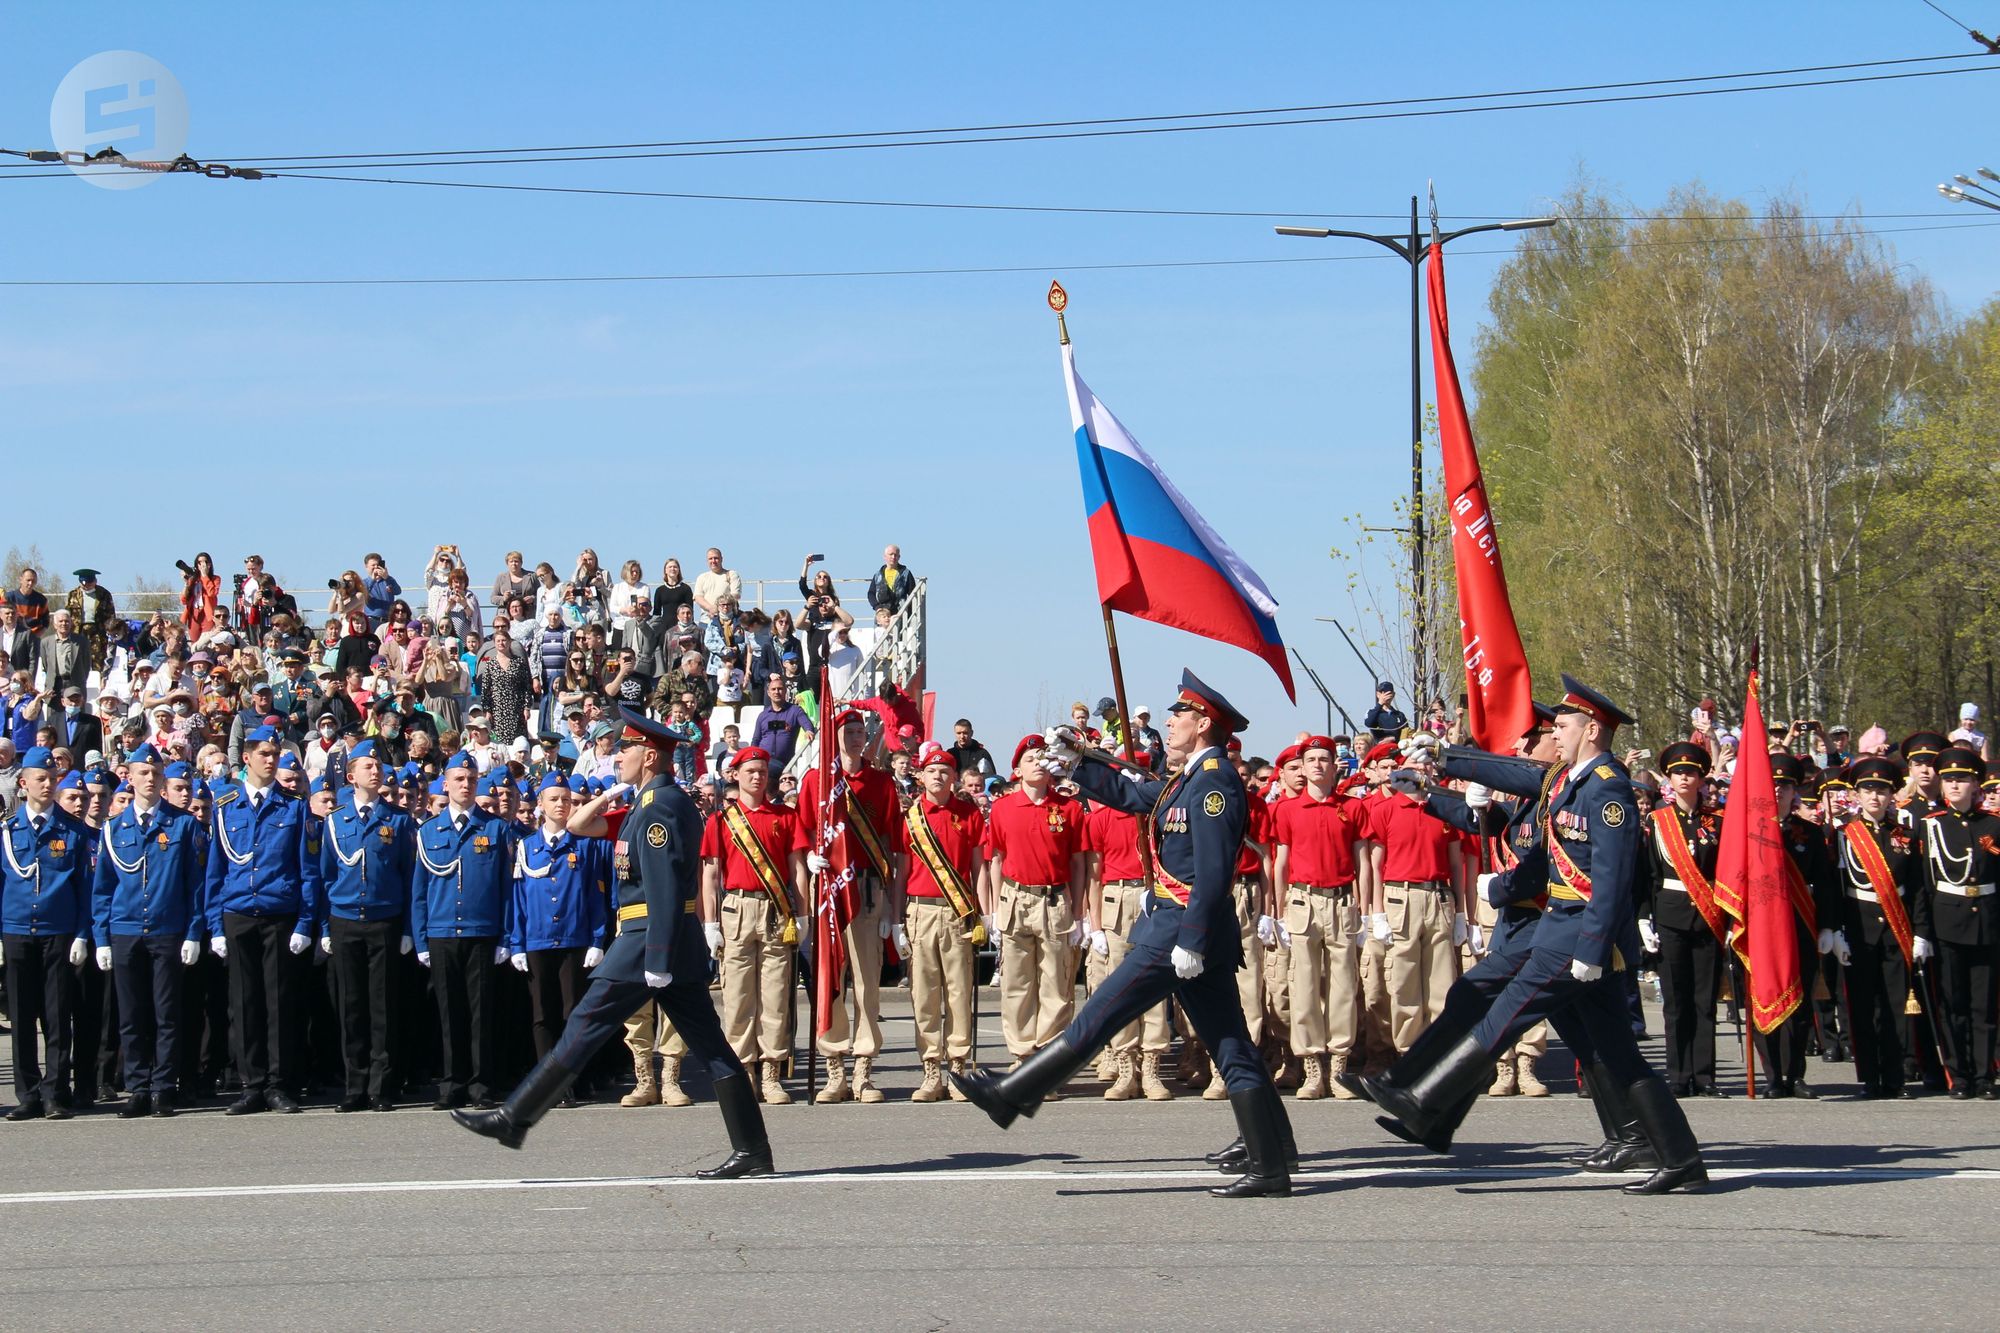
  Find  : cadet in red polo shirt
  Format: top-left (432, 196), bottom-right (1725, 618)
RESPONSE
top-left (900, 742), bottom-right (988, 1103)
top-left (797, 708), bottom-right (904, 1106)
top-left (1351, 738), bottom-right (1402, 1074)
top-left (699, 748), bottom-right (809, 1105)
top-left (1262, 745), bottom-right (1310, 1085)
top-left (983, 735), bottom-right (1088, 1068)
top-left (1273, 735), bottom-right (1376, 1100)
top-left (1367, 757), bottom-right (1466, 1056)
top-left (1084, 792), bottom-right (1173, 1101)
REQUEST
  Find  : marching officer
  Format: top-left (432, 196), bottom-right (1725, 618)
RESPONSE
top-left (953, 671), bottom-right (1295, 1200)
top-left (982, 735), bottom-right (1088, 1074)
top-left (1830, 756), bottom-right (1925, 1098)
top-left (318, 739), bottom-right (416, 1111)
top-left (508, 773), bottom-right (610, 1103)
top-left (90, 743), bottom-right (204, 1117)
top-left (900, 742), bottom-right (989, 1103)
top-left (1766, 752), bottom-right (1838, 1098)
top-left (206, 725), bottom-right (323, 1115)
top-left (1639, 742), bottom-right (1730, 1097)
top-left (2, 746), bottom-right (94, 1119)
top-left (412, 750), bottom-right (515, 1110)
top-left (457, 707), bottom-right (774, 1180)
top-left (700, 746), bottom-right (808, 1105)
top-left (1914, 745), bottom-right (2000, 1099)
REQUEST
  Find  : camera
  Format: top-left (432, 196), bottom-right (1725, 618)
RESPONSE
top-left (327, 579), bottom-right (341, 591)
top-left (175, 558), bottom-right (194, 576)
top-left (232, 573), bottom-right (247, 592)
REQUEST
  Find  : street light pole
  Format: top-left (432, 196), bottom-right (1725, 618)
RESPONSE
top-left (1277, 196), bottom-right (1556, 710)
top-left (1939, 167), bottom-right (2000, 212)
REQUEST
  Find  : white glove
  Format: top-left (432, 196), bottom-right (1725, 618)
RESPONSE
top-left (584, 946), bottom-right (604, 968)
top-left (892, 923), bottom-right (909, 955)
top-left (1256, 914), bottom-right (1279, 946)
top-left (1400, 732), bottom-right (1441, 759)
top-left (1914, 936), bottom-right (1936, 962)
top-left (604, 782), bottom-right (635, 803)
top-left (877, 914), bottom-right (893, 940)
top-left (1088, 929), bottom-right (1108, 957)
top-left (179, 940), bottom-right (200, 966)
top-left (416, 950), bottom-right (431, 968)
top-left (1640, 919), bottom-right (1662, 954)
top-left (94, 945), bottom-right (112, 971)
top-left (510, 952), bottom-right (529, 973)
top-left (493, 945), bottom-right (510, 965)
top-left (1816, 928), bottom-right (1837, 955)
top-left (1469, 923), bottom-right (1486, 955)
top-left (288, 932), bottom-right (310, 956)
top-left (981, 913), bottom-right (997, 939)
top-left (1451, 917), bottom-right (1469, 948)
top-left (1039, 727), bottom-right (1081, 773)
top-left (1277, 923), bottom-right (1293, 948)
top-left (704, 921), bottom-right (723, 955)
top-left (1067, 918), bottom-right (1086, 947)
top-left (1171, 945), bottom-right (1204, 979)
top-left (1121, 767), bottom-right (1144, 783)
top-left (399, 934), bottom-right (413, 956)
top-left (210, 935), bottom-right (229, 961)
top-left (1370, 912), bottom-right (1392, 943)
top-left (1464, 782), bottom-right (1492, 810)
top-left (644, 970), bottom-right (672, 988)
top-left (1833, 930), bottom-right (1852, 967)
top-left (319, 935), bottom-right (332, 957)
top-left (806, 851), bottom-right (830, 875)
top-left (1570, 958), bottom-right (1603, 983)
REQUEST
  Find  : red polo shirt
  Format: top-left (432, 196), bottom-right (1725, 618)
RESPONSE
top-left (1086, 805), bottom-right (1144, 883)
top-left (1235, 797), bottom-right (1274, 877)
top-left (1370, 793), bottom-right (1456, 883)
top-left (983, 788), bottom-right (1082, 885)
top-left (1273, 788), bottom-right (1369, 887)
top-left (902, 794), bottom-right (985, 899)
top-left (700, 799), bottom-right (808, 891)
top-left (797, 763), bottom-right (904, 871)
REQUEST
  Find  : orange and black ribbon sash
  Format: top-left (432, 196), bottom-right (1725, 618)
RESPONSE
top-left (1651, 807), bottom-right (1730, 948)
top-left (906, 805), bottom-right (987, 943)
top-left (723, 803), bottom-right (794, 918)
top-left (1842, 820), bottom-right (1915, 968)
top-left (845, 787), bottom-right (893, 880)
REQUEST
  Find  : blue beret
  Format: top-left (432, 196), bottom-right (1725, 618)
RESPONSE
top-left (18, 746), bottom-right (53, 771)
top-left (85, 768), bottom-right (111, 787)
top-left (401, 763), bottom-right (423, 783)
top-left (475, 772), bottom-right (501, 796)
top-left (244, 725), bottom-right (280, 746)
top-left (427, 778), bottom-right (445, 797)
top-left (565, 774), bottom-right (588, 793)
top-left (348, 739), bottom-right (377, 761)
top-left (56, 771), bottom-right (82, 791)
top-left (442, 751), bottom-right (476, 774)
top-left (277, 752), bottom-right (301, 771)
top-left (309, 774), bottom-right (332, 795)
top-left (126, 742), bottom-right (162, 766)
top-left (114, 780), bottom-right (131, 795)
top-left (536, 772), bottom-right (569, 796)
top-left (163, 761), bottom-right (192, 780)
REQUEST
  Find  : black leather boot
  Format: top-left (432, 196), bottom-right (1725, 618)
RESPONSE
top-left (1575, 1062), bottom-right (1659, 1173)
top-left (1210, 1086), bottom-right (1293, 1199)
top-left (695, 1072), bottom-right (774, 1179)
top-left (1210, 1085), bottom-right (1299, 1173)
top-left (452, 1058), bottom-right (572, 1149)
top-left (1375, 1087), bottom-right (1480, 1155)
top-left (1338, 1005), bottom-right (1471, 1103)
top-left (1622, 1076), bottom-right (1708, 1195)
top-left (1366, 1032), bottom-right (1493, 1148)
top-left (949, 1036), bottom-right (1090, 1130)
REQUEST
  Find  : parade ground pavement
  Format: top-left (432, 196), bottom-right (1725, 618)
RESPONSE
top-left (1, 989), bottom-right (1994, 1331)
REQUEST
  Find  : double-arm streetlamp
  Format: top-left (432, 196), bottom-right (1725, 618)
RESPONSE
top-left (1939, 167), bottom-right (2000, 212)
top-left (1276, 195), bottom-right (1556, 707)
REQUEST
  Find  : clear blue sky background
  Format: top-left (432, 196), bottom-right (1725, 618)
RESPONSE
top-left (7, 3), bottom-right (1997, 756)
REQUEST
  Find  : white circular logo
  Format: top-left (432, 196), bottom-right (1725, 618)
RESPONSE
top-left (49, 51), bottom-right (189, 191)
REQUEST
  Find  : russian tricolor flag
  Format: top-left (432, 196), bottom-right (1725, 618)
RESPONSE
top-left (1063, 342), bottom-right (1295, 700)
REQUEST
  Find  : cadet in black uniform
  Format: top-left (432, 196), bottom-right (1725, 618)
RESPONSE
top-left (455, 706), bottom-right (773, 1176)
top-left (1640, 743), bottom-right (1729, 1097)
top-left (1916, 746), bottom-right (2000, 1100)
top-left (1831, 756), bottom-right (1925, 1098)
top-left (951, 670), bottom-right (1294, 1200)
top-left (1760, 753), bottom-right (1839, 1098)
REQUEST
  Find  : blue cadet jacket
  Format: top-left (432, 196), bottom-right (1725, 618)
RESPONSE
top-left (92, 800), bottom-right (205, 941)
top-left (2, 803), bottom-right (94, 939)
top-left (411, 804), bottom-right (514, 952)
top-left (204, 780), bottom-right (324, 937)
top-left (509, 825), bottom-right (610, 953)
top-left (319, 793), bottom-right (417, 928)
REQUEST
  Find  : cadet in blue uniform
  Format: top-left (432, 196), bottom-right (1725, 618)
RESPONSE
top-left (456, 706), bottom-right (773, 1179)
top-left (319, 739), bottom-right (416, 1111)
top-left (951, 670), bottom-right (1295, 1200)
top-left (412, 751), bottom-right (515, 1109)
top-left (508, 773), bottom-right (610, 1089)
top-left (1368, 676), bottom-right (1708, 1195)
top-left (206, 724), bottom-right (324, 1114)
top-left (2, 746), bottom-right (94, 1119)
top-left (90, 744), bottom-right (205, 1117)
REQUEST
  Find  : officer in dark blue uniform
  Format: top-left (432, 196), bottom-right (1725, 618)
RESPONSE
top-left (90, 743), bottom-right (205, 1117)
top-left (951, 670), bottom-right (1294, 1200)
top-left (456, 707), bottom-right (773, 1179)
top-left (206, 724), bottom-right (324, 1114)
top-left (2, 746), bottom-right (94, 1119)
top-left (318, 739), bottom-right (417, 1111)
top-left (412, 751), bottom-right (514, 1110)
top-left (1368, 675), bottom-right (1707, 1195)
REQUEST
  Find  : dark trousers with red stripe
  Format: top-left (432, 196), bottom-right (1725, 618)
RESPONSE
top-left (1656, 922), bottom-right (1721, 1091)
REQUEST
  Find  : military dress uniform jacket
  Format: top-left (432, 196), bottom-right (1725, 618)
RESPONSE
top-left (92, 803), bottom-right (205, 942)
top-left (1529, 756), bottom-right (1643, 972)
top-left (1916, 807), bottom-right (2000, 949)
top-left (1071, 747), bottom-right (1245, 968)
top-left (1640, 804), bottom-right (1723, 937)
top-left (1777, 814), bottom-right (1842, 934)
top-left (204, 783), bottom-right (324, 937)
top-left (604, 776), bottom-right (707, 982)
top-left (1434, 747), bottom-right (1556, 915)
top-left (411, 807), bottom-right (514, 952)
top-left (510, 828), bottom-right (610, 954)
top-left (2, 805), bottom-right (94, 940)
top-left (319, 796), bottom-right (417, 926)
top-left (1834, 815), bottom-right (1927, 948)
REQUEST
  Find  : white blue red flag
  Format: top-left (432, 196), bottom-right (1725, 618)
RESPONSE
top-left (1062, 343), bottom-right (1294, 699)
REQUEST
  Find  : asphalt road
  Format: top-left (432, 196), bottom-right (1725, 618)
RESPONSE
top-left (1, 990), bottom-right (1995, 1331)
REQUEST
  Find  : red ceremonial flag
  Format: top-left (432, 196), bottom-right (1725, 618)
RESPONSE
top-left (1427, 244), bottom-right (1535, 751)
top-left (1710, 668), bottom-right (1801, 1033)
top-left (811, 667), bottom-right (856, 1037)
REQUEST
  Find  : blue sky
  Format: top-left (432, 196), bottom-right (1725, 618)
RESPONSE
top-left (6, 3), bottom-right (1997, 756)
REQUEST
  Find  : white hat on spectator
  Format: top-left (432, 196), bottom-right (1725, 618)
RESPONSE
top-left (509, 736), bottom-right (529, 756)
top-left (1133, 704), bottom-right (1151, 719)
top-left (1962, 702), bottom-right (1980, 722)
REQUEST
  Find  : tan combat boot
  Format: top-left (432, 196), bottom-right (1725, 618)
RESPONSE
top-left (1202, 1059), bottom-right (1228, 1100)
top-left (911, 1058), bottom-right (945, 1102)
top-left (1516, 1053), bottom-right (1549, 1097)
top-left (1297, 1052), bottom-right (1328, 1100)
top-left (1104, 1051), bottom-right (1140, 1101)
top-left (1329, 1054), bottom-right (1359, 1100)
top-left (620, 1051), bottom-right (659, 1107)
top-left (947, 1058), bottom-right (972, 1101)
top-left (1176, 1042), bottom-right (1206, 1089)
top-left (1096, 1050), bottom-right (1119, 1082)
top-left (761, 1060), bottom-right (793, 1105)
top-left (656, 1055), bottom-right (691, 1107)
top-left (815, 1054), bottom-right (850, 1104)
top-left (1488, 1058), bottom-right (1518, 1096)
top-left (853, 1056), bottom-right (886, 1104)
top-left (1141, 1051), bottom-right (1174, 1101)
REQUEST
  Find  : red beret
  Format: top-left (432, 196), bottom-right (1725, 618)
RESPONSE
top-left (1300, 735), bottom-right (1337, 756)
top-left (1363, 739), bottom-right (1398, 765)
top-left (1273, 744), bottom-right (1301, 768)
top-left (831, 708), bottom-right (866, 731)
top-left (1013, 734), bottom-right (1045, 771)
top-left (731, 746), bottom-right (772, 768)
top-left (1337, 773), bottom-right (1369, 796)
top-left (1226, 737), bottom-right (1243, 754)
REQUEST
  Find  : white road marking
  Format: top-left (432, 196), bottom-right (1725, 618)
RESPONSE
top-left (0, 1163), bottom-right (1995, 1206)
